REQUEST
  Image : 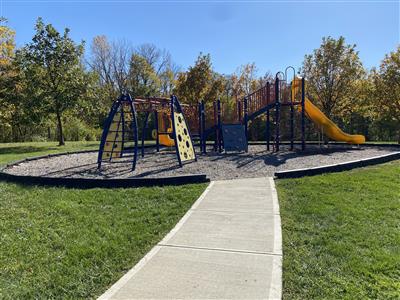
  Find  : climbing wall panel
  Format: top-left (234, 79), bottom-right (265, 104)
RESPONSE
top-left (221, 124), bottom-right (248, 152)
top-left (171, 96), bottom-right (196, 165)
top-left (173, 111), bottom-right (195, 162)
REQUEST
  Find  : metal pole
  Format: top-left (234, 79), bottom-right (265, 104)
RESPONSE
top-left (266, 108), bottom-right (270, 151)
top-left (301, 77), bottom-right (306, 151)
top-left (201, 101), bottom-right (206, 153)
top-left (171, 95), bottom-right (183, 167)
top-left (244, 97), bottom-right (248, 142)
top-left (266, 82), bottom-right (270, 151)
top-left (237, 99), bottom-right (241, 123)
top-left (198, 101), bottom-right (202, 153)
top-left (126, 94), bottom-right (138, 171)
top-left (290, 83), bottom-right (294, 151)
top-left (213, 101), bottom-right (217, 151)
top-left (154, 111), bottom-right (159, 152)
top-left (275, 78), bottom-right (280, 152)
top-left (217, 99), bottom-right (222, 153)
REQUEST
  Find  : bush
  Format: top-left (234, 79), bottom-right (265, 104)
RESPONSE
top-left (64, 118), bottom-right (101, 141)
top-left (30, 134), bottom-right (48, 142)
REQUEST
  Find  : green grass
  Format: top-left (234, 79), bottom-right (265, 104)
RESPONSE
top-left (0, 142), bottom-right (207, 299)
top-left (277, 161), bottom-right (400, 299)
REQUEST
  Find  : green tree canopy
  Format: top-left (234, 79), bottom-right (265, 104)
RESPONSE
top-left (174, 53), bottom-right (224, 105)
top-left (301, 36), bottom-right (365, 120)
top-left (16, 18), bottom-right (91, 145)
top-left (372, 46), bottom-right (400, 142)
top-left (129, 54), bottom-right (160, 97)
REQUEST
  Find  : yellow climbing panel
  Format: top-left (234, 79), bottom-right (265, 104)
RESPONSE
top-left (173, 111), bottom-right (195, 162)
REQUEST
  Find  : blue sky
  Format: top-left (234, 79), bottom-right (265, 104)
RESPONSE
top-left (2, 0), bottom-right (399, 75)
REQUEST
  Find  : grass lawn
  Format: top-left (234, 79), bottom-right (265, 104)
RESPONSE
top-left (277, 161), bottom-right (400, 299)
top-left (0, 142), bottom-right (207, 299)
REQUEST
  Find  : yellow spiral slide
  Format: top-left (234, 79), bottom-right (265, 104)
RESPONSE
top-left (292, 78), bottom-right (365, 144)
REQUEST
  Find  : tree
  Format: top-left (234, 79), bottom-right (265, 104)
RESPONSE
top-left (0, 18), bottom-right (32, 142)
top-left (174, 53), bottom-right (224, 105)
top-left (236, 63), bottom-right (258, 95)
top-left (129, 53), bottom-right (160, 97)
top-left (159, 67), bottom-right (177, 96)
top-left (372, 46), bottom-right (400, 143)
top-left (301, 36), bottom-right (365, 120)
top-left (0, 17), bottom-right (16, 129)
top-left (135, 43), bottom-right (171, 76)
top-left (89, 36), bottom-right (132, 99)
top-left (16, 18), bottom-right (90, 145)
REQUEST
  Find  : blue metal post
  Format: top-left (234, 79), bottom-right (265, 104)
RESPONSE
top-left (154, 111), bottom-right (159, 152)
top-left (244, 97), bottom-right (248, 142)
top-left (237, 99), bottom-right (241, 122)
top-left (217, 99), bottom-right (222, 153)
top-left (275, 79), bottom-right (280, 152)
top-left (201, 100), bottom-right (206, 153)
top-left (170, 95), bottom-right (183, 167)
top-left (301, 77), bottom-right (306, 151)
top-left (97, 100), bottom-right (119, 169)
top-left (198, 101), bottom-right (202, 153)
top-left (290, 82), bottom-right (294, 151)
top-left (266, 110), bottom-right (270, 151)
top-left (266, 82), bottom-right (270, 151)
top-left (126, 94), bottom-right (138, 171)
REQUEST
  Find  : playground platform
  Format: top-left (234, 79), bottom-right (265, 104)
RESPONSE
top-left (98, 177), bottom-right (282, 299)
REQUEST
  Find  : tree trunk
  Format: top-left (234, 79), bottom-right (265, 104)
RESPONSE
top-left (56, 111), bottom-right (65, 146)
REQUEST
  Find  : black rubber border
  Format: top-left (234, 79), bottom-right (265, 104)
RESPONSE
top-left (0, 148), bottom-right (209, 189)
top-left (275, 151), bottom-right (400, 179)
top-left (247, 141), bottom-right (400, 148)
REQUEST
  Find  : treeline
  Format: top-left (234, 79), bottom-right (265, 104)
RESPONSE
top-left (0, 18), bottom-right (399, 144)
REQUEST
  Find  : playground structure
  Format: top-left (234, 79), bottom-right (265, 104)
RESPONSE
top-left (3, 68), bottom-right (395, 189)
top-left (97, 66), bottom-right (366, 172)
top-left (198, 68), bottom-right (307, 153)
top-left (97, 94), bottom-right (197, 171)
top-left (198, 68), bottom-right (365, 153)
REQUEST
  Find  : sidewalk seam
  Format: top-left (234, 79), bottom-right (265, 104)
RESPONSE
top-left (192, 208), bottom-right (281, 215)
top-left (157, 243), bottom-right (283, 256)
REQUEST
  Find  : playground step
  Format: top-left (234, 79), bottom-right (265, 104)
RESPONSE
top-left (98, 177), bottom-right (282, 300)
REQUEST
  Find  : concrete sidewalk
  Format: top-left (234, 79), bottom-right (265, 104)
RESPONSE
top-left (98, 177), bottom-right (282, 300)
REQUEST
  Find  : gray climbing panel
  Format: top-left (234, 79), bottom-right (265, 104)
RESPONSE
top-left (221, 124), bottom-right (248, 152)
